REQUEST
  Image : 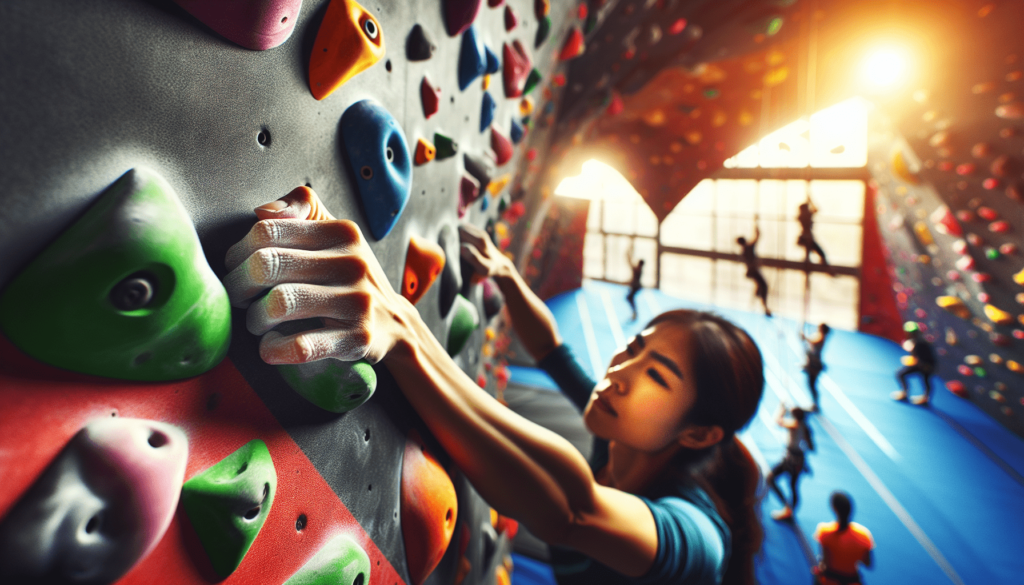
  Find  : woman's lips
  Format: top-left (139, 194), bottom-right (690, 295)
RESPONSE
top-left (593, 393), bottom-right (618, 417)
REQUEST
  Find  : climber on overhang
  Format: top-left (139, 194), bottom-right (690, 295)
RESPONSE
top-left (737, 226), bottom-right (772, 317)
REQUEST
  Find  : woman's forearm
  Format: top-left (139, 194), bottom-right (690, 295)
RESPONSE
top-left (492, 262), bottom-right (562, 362)
top-left (384, 304), bottom-right (593, 543)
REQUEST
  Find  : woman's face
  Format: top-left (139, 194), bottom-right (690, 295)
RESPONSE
top-left (583, 322), bottom-right (699, 452)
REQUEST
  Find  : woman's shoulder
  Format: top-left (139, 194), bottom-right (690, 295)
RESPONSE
top-left (636, 486), bottom-right (730, 585)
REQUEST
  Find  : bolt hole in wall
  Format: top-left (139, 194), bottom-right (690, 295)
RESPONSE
top-left (295, 514), bottom-right (307, 531)
top-left (257, 128), bottom-right (271, 146)
top-left (560, 98), bottom-right (869, 330)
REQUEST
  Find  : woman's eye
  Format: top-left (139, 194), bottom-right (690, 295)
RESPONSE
top-left (647, 368), bottom-right (668, 388)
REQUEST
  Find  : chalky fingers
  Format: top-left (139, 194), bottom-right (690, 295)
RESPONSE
top-left (244, 283), bottom-right (371, 336)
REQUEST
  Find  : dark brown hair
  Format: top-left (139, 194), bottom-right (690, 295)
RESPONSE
top-left (646, 310), bottom-right (765, 585)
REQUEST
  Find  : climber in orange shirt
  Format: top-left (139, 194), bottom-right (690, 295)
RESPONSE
top-left (812, 491), bottom-right (874, 585)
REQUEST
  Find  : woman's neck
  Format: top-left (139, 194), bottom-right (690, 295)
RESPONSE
top-left (601, 440), bottom-right (682, 494)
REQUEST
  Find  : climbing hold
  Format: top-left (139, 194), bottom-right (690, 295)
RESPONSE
top-left (520, 96), bottom-right (535, 116)
top-left (967, 233), bottom-right (984, 247)
top-left (485, 45), bottom-right (501, 74)
top-left (438, 224), bottom-right (463, 317)
top-left (945, 327), bottom-right (958, 345)
top-left (524, 69), bottom-right (542, 95)
top-left (952, 239), bottom-right (968, 254)
top-left (956, 163), bottom-right (976, 176)
top-left (502, 41), bottom-right (533, 98)
top-left (930, 205), bottom-right (962, 236)
top-left (1008, 360), bottom-right (1024, 373)
top-left (340, 99), bottom-right (412, 240)
top-left (946, 380), bottom-right (968, 397)
top-left (447, 294), bottom-right (480, 355)
top-left (488, 0), bottom-right (504, 6)
top-left (534, 0), bottom-right (549, 18)
top-left (458, 25), bottom-right (487, 90)
top-left (421, 76), bottom-right (441, 119)
top-left (173, 0), bottom-right (302, 51)
top-left (936, 296), bottom-right (971, 319)
top-left (986, 247), bottom-right (1001, 260)
top-left (464, 152), bottom-right (494, 190)
top-left (890, 150), bottom-right (920, 184)
top-left (444, 0), bottom-right (483, 36)
top-left (435, 132), bottom-right (459, 160)
top-left (496, 566), bottom-right (511, 585)
top-left (1014, 267), bottom-right (1024, 285)
top-left (482, 278), bottom-right (504, 320)
top-left (407, 23), bottom-right (437, 61)
top-left (964, 354), bottom-right (983, 366)
top-left (283, 535), bottom-right (371, 585)
top-left (480, 91), bottom-right (496, 132)
top-left (977, 206), bottom-right (999, 220)
top-left (535, 16), bottom-right (551, 48)
top-left (181, 440), bottom-right (277, 578)
top-left (480, 194), bottom-right (491, 211)
top-left (913, 221), bottom-right (934, 246)
top-left (956, 255), bottom-right (975, 271)
top-left (957, 364), bottom-right (973, 376)
top-left (510, 119), bottom-right (525, 144)
top-left (0, 418), bottom-right (187, 585)
top-left (990, 220), bottom-right (1011, 233)
top-left (403, 236), bottom-right (446, 305)
top-left (491, 127), bottom-right (514, 165)
top-left (558, 27), bottom-right (585, 60)
top-left (278, 355), bottom-right (377, 412)
top-left (996, 102), bottom-right (1024, 119)
top-left (487, 174), bottom-right (511, 196)
top-left (459, 174), bottom-right (481, 218)
top-left (1000, 243), bottom-right (1017, 255)
top-left (0, 168), bottom-right (230, 381)
top-left (401, 430), bottom-right (458, 585)
top-left (309, 0), bottom-right (385, 100)
top-left (991, 333), bottom-right (1011, 346)
top-left (973, 272), bottom-right (992, 283)
top-left (984, 304), bottom-right (1013, 325)
top-left (504, 5), bottom-right (518, 30)
top-left (415, 137), bottom-right (437, 165)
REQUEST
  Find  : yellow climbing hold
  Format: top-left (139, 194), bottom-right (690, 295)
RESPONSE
top-left (487, 174), bottom-right (511, 195)
top-left (984, 303), bottom-right (1013, 325)
top-left (901, 355), bottom-right (918, 367)
top-left (936, 296), bottom-right (971, 319)
top-left (891, 149), bottom-right (921, 184)
top-left (1014, 267), bottom-right (1024, 285)
top-left (913, 221), bottom-right (934, 246)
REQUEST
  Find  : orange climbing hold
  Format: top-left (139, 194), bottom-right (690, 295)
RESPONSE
top-left (309, 0), bottom-right (385, 100)
top-left (401, 429), bottom-right (458, 585)
top-left (415, 138), bottom-right (437, 165)
top-left (1008, 360), bottom-right (1024, 373)
top-left (402, 236), bottom-right (446, 305)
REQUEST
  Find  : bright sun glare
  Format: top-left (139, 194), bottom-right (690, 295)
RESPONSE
top-left (861, 46), bottom-right (909, 91)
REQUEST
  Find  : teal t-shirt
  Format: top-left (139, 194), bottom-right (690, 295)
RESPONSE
top-left (538, 344), bottom-right (731, 585)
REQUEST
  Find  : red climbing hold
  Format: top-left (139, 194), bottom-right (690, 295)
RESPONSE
top-left (989, 220), bottom-right (1011, 233)
top-left (946, 380), bottom-right (968, 397)
top-left (401, 430), bottom-right (458, 585)
top-left (491, 128), bottom-right (514, 166)
top-left (607, 93), bottom-right (624, 115)
top-left (977, 206), bottom-right (999, 220)
top-left (504, 5), bottom-right (518, 30)
top-left (669, 18), bottom-right (687, 35)
top-left (955, 163), bottom-right (976, 176)
top-left (488, 0), bottom-right (504, 6)
top-left (459, 174), bottom-right (481, 218)
top-left (558, 27), bottom-right (585, 60)
top-left (930, 205), bottom-right (962, 236)
top-left (502, 40), bottom-right (533, 98)
top-left (957, 364), bottom-right (974, 376)
top-left (444, 0), bottom-right (483, 36)
top-left (422, 76), bottom-right (441, 119)
top-left (972, 272), bottom-right (992, 283)
top-left (983, 178), bottom-right (1001, 190)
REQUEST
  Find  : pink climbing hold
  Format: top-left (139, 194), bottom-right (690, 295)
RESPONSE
top-left (422, 76), bottom-right (441, 119)
top-left (955, 209), bottom-right (975, 223)
top-left (669, 18), bottom-right (687, 35)
top-left (967, 233), bottom-right (984, 246)
top-left (444, 0), bottom-right (483, 36)
top-left (1000, 243), bottom-right (1017, 255)
top-left (990, 220), bottom-right (1011, 233)
top-left (947, 270), bottom-right (961, 281)
top-left (504, 5), bottom-right (518, 30)
top-left (956, 163), bottom-right (976, 176)
top-left (977, 292), bottom-right (990, 303)
top-left (957, 364), bottom-right (974, 376)
top-left (983, 178), bottom-right (1001, 190)
top-left (491, 127), bottom-right (514, 166)
top-left (174, 0), bottom-right (302, 51)
top-left (459, 174), bottom-right (481, 218)
top-left (558, 27), bottom-right (585, 60)
top-left (502, 41), bottom-right (533, 98)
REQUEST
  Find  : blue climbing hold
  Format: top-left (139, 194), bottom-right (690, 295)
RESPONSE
top-left (510, 119), bottom-right (524, 144)
top-left (458, 25), bottom-right (487, 91)
top-left (481, 194), bottom-right (490, 211)
top-left (480, 91), bottom-right (496, 132)
top-left (341, 100), bottom-right (412, 240)
top-left (485, 45), bottom-right (500, 75)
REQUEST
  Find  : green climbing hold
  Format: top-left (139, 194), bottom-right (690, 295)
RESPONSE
top-left (0, 167), bottom-right (230, 381)
top-left (766, 16), bottom-right (784, 36)
top-left (973, 367), bottom-right (987, 377)
top-left (182, 440), bottom-right (277, 577)
top-left (447, 294), bottom-right (480, 356)
top-left (279, 358), bottom-right (376, 413)
top-left (284, 535), bottom-right (371, 585)
top-left (523, 69), bottom-right (542, 95)
top-left (498, 194), bottom-right (509, 214)
top-left (535, 15), bottom-right (551, 48)
top-left (435, 132), bottom-right (459, 160)
top-left (986, 248), bottom-right (1000, 260)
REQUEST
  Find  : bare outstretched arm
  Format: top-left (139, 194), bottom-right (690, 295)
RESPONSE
top-left (459, 223), bottom-right (562, 362)
top-left (223, 188), bottom-right (660, 577)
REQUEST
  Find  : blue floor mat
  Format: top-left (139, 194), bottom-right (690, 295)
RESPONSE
top-left (515, 281), bottom-right (1024, 585)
